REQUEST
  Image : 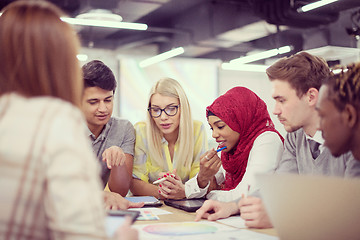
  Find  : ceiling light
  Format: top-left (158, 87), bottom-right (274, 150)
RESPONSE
top-left (2, 9), bottom-right (147, 30)
top-left (76, 9), bottom-right (123, 22)
top-left (77, 54), bottom-right (88, 62)
top-left (297, 0), bottom-right (338, 13)
top-left (305, 45), bottom-right (360, 62)
top-left (64, 9), bottom-right (147, 31)
top-left (217, 21), bottom-right (288, 43)
top-left (229, 46), bottom-right (292, 64)
top-left (61, 17), bottom-right (148, 31)
top-left (221, 63), bottom-right (269, 72)
top-left (139, 47), bottom-right (185, 68)
top-left (331, 68), bottom-right (348, 74)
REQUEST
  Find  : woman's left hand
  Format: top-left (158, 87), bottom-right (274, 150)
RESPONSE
top-left (158, 172), bottom-right (185, 199)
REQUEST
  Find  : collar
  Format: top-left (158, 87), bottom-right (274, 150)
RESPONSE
top-left (160, 136), bottom-right (179, 148)
top-left (87, 120), bottom-right (111, 141)
top-left (161, 137), bottom-right (167, 144)
top-left (86, 126), bottom-right (94, 138)
top-left (305, 130), bottom-right (324, 145)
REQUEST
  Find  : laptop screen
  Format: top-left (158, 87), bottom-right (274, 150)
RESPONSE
top-left (257, 174), bottom-right (360, 240)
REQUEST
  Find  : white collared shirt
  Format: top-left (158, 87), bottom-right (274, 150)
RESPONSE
top-left (305, 130), bottom-right (325, 154)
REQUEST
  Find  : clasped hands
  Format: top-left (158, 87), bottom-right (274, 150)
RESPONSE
top-left (156, 169), bottom-right (186, 199)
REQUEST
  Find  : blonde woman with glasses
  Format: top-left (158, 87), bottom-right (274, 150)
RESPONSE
top-left (131, 78), bottom-right (207, 199)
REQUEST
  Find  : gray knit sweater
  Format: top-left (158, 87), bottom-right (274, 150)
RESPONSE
top-left (275, 128), bottom-right (360, 177)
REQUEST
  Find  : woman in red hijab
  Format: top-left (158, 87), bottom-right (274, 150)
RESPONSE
top-left (185, 87), bottom-right (283, 202)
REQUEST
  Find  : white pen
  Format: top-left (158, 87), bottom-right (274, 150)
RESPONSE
top-left (244, 184), bottom-right (251, 198)
top-left (153, 174), bottom-right (175, 185)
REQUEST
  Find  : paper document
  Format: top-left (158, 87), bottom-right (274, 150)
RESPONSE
top-left (133, 221), bottom-right (278, 240)
top-left (136, 209), bottom-right (159, 221)
top-left (217, 215), bottom-right (247, 228)
top-left (129, 207), bottom-right (172, 215)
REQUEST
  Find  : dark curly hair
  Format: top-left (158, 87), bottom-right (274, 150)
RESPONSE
top-left (325, 62), bottom-right (360, 111)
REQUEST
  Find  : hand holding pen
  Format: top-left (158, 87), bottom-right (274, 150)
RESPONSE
top-left (238, 185), bottom-right (272, 228)
top-left (197, 147), bottom-right (226, 188)
top-left (204, 146), bottom-right (227, 160)
top-left (154, 170), bottom-right (186, 199)
top-left (153, 173), bottom-right (175, 185)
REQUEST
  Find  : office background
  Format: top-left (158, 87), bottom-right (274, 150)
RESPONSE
top-left (2, 0), bottom-right (360, 144)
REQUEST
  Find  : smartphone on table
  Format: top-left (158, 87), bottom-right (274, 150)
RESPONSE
top-left (106, 209), bottom-right (140, 237)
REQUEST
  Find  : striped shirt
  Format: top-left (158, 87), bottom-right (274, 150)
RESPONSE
top-left (0, 93), bottom-right (108, 240)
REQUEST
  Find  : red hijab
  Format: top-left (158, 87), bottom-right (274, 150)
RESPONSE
top-left (207, 87), bottom-right (283, 190)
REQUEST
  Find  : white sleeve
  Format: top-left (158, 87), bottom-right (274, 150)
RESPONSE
top-left (185, 166), bottom-right (226, 199)
top-left (214, 165), bottom-right (226, 185)
top-left (206, 131), bottom-right (283, 202)
top-left (185, 174), bottom-right (210, 198)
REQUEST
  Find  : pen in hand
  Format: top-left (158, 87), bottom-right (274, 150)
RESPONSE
top-left (153, 174), bottom-right (175, 185)
top-left (244, 184), bottom-right (251, 198)
top-left (216, 146), bottom-right (227, 152)
top-left (204, 146), bottom-right (227, 161)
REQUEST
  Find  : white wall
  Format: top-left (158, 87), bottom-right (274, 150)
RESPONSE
top-left (218, 69), bottom-right (287, 137)
top-left (80, 44), bottom-right (360, 142)
top-left (117, 56), bottom-right (219, 147)
top-left (79, 47), bottom-right (287, 147)
top-left (79, 47), bottom-right (121, 116)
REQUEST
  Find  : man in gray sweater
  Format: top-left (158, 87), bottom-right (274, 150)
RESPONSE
top-left (237, 52), bottom-right (360, 228)
top-left (195, 52), bottom-right (360, 227)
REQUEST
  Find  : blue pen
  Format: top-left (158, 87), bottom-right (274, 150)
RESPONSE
top-left (216, 146), bottom-right (227, 152)
top-left (205, 147), bottom-right (227, 161)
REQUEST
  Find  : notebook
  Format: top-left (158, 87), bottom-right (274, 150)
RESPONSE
top-left (257, 174), bottom-right (360, 240)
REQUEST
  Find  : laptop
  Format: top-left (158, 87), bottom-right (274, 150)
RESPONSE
top-left (257, 174), bottom-right (360, 240)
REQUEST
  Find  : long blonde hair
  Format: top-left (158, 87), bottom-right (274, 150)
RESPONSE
top-left (0, 0), bottom-right (82, 106)
top-left (146, 78), bottom-right (194, 173)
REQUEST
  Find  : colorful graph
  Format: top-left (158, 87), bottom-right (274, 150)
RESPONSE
top-left (143, 222), bottom-right (218, 236)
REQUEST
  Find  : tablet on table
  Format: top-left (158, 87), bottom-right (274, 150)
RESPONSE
top-left (164, 198), bottom-right (206, 212)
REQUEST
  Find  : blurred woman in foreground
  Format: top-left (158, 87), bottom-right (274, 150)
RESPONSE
top-left (0, 1), bottom-right (136, 239)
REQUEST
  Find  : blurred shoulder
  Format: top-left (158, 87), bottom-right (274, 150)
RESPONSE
top-left (109, 117), bottom-right (134, 128)
top-left (193, 120), bottom-right (205, 131)
top-left (134, 121), bottom-right (147, 132)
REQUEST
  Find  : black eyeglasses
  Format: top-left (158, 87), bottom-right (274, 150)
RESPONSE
top-left (148, 105), bottom-right (180, 118)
